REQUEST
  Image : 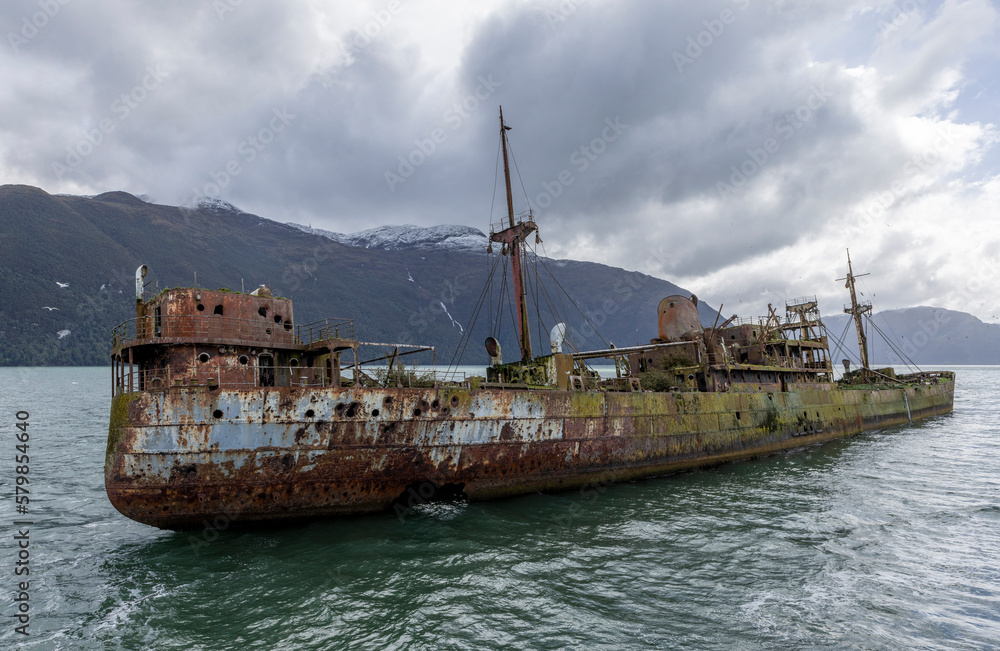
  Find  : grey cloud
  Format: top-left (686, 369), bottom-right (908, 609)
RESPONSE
top-left (0, 0), bottom-right (997, 319)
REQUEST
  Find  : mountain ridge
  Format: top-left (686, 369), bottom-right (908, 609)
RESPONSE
top-left (825, 306), bottom-right (1000, 366)
top-left (286, 222), bottom-right (489, 253)
top-left (0, 185), bottom-right (717, 366)
top-left (3, 184), bottom-right (994, 367)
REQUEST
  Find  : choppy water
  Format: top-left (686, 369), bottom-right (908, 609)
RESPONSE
top-left (0, 366), bottom-right (997, 650)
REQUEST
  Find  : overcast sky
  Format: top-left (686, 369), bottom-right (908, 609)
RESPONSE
top-left (3, 0), bottom-right (998, 322)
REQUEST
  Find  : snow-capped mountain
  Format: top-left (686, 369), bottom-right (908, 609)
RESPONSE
top-left (186, 198), bottom-right (487, 253)
top-left (288, 223), bottom-right (487, 253)
top-left (193, 197), bottom-right (245, 215)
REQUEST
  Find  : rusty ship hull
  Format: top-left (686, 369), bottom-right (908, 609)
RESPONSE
top-left (106, 377), bottom-right (954, 530)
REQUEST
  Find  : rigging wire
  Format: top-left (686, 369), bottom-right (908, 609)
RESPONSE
top-left (505, 138), bottom-right (533, 217)
top-left (538, 241), bottom-right (580, 349)
top-left (487, 248), bottom-right (494, 335)
top-left (534, 253), bottom-right (612, 349)
top-left (866, 317), bottom-right (922, 372)
top-left (526, 246), bottom-right (545, 352)
top-left (447, 253), bottom-right (502, 370)
top-left (529, 247), bottom-right (576, 351)
top-left (495, 257), bottom-right (509, 339)
top-left (488, 136), bottom-right (502, 231)
top-left (827, 318), bottom-right (861, 368)
top-left (858, 277), bottom-right (916, 372)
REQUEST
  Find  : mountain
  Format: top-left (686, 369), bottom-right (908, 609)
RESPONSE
top-left (287, 223), bottom-right (488, 253)
top-left (0, 185), bottom-right (719, 366)
top-left (824, 307), bottom-right (1000, 366)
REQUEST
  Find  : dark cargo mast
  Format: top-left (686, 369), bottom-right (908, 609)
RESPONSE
top-left (839, 249), bottom-right (872, 373)
top-left (489, 107), bottom-right (536, 362)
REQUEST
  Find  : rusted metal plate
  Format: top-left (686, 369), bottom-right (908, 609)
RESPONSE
top-left (106, 379), bottom-right (956, 530)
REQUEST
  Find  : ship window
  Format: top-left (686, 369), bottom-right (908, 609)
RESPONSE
top-left (213, 409), bottom-right (223, 419)
top-left (214, 305), bottom-right (224, 315)
top-left (258, 355), bottom-right (274, 387)
top-left (197, 304), bottom-right (205, 312)
top-left (290, 358), bottom-right (299, 368)
top-left (274, 315), bottom-right (282, 323)
top-left (198, 352), bottom-right (210, 363)
top-left (239, 355), bottom-right (249, 365)
top-left (258, 306), bottom-right (268, 317)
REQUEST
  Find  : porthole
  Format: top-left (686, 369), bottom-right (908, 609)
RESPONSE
top-left (239, 355), bottom-right (249, 365)
top-left (290, 358), bottom-right (299, 368)
top-left (305, 409), bottom-right (315, 418)
top-left (258, 306), bottom-right (268, 317)
top-left (372, 409), bottom-right (380, 417)
top-left (274, 315), bottom-right (282, 323)
top-left (198, 352), bottom-right (211, 363)
top-left (197, 304), bottom-right (205, 312)
top-left (214, 305), bottom-right (224, 315)
top-left (213, 409), bottom-right (223, 418)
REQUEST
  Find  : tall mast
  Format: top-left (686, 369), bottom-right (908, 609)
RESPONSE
top-left (501, 107), bottom-right (516, 230)
top-left (490, 107), bottom-right (536, 362)
top-left (838, 249), bottom-right (872, 371)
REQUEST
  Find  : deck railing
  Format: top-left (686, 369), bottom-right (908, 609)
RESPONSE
top-left (111, 315), bottom-right (355, 350)
top-left (112, 364), bottom-right (466, 396)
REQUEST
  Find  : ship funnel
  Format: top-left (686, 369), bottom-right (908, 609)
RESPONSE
top-left (549, 323), bottom-right (567, 354)
top-left (135, 265), bottom-right (148, 302)
top-left (657, 294), bottom-right (703, 342)
top-left (485, 337), bottom-right (502, 366)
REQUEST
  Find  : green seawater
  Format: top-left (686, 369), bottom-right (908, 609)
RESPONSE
top-left (0, 366), bottom-right (997, 650)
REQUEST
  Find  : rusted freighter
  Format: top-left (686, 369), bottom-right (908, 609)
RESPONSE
top-left (105, 111), bottom-right (955, 530)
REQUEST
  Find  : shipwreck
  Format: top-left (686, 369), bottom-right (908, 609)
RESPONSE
top-left (106, 110), bottom-right (955, 529)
